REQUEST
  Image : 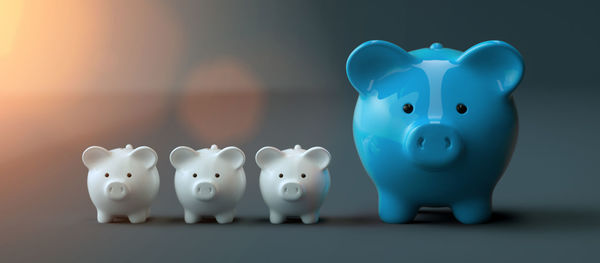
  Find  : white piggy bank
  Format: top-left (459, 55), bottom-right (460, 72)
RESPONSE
top-left (82, 144), bottom-right (159, 223)
top-left (256, 145), bottom-right (331, 224)
top-left (170, 145), bottom-right (246, 224)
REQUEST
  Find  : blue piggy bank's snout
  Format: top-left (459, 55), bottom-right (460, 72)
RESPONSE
top-left (404, 123), bottom-right (463, 169)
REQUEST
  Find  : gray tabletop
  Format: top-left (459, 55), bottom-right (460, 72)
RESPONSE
top-left (1, 0), bottom-right (599, 262)
top-left (2, 90), bottom-right (599, 262)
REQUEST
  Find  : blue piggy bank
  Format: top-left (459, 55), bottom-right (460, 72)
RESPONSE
top-left (346, 40), bottom-right (523, 224)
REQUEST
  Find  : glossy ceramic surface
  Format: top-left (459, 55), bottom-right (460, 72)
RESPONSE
top-left (82, 144), bottom-right (160, 223)
top-left (255, 145), bottom-right (331, 224)
top-left (346, 40), bottom-right (524, 224)
top-left (170, 145), bottom-right (246, 224)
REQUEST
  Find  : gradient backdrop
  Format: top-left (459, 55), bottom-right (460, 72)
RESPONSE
top-left (1, 0), bottom-right (599, 262)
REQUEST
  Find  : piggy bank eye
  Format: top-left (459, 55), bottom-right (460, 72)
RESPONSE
top-left (456, 103), bottom-right (467, 114)
top-left (301, 173), bottom-right (306, 178)
top-left (127, 173), bottom-right (132, 178)
top-left (193, 173), bottom-right (197, 178)
top-left (403, 103), bottom-right (413, 114)
top-left (278, 173), bottom-right (284, 178)
top-left (105, 173), bottom-right (109, 178)
top-left (215, 173), bottom-right (220, 178)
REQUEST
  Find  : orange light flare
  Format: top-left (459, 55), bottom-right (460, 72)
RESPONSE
top-left (179, 58), bottom-right (266, 146)
top-left (0, 0), bottom-right (22, 56)
top-left (0, 0), bottom-right (184, 203)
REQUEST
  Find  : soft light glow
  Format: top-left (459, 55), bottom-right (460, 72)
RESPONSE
top-left (0, 0), bottom-right (183, 164)
top-left (179, 58), bottom-right (266, 145)
top-left (0, 0), bottom-right (22, 56)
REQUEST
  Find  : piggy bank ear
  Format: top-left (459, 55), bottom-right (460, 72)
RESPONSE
top-left (302, 147), bottom-right (331, 170)
top-left (255, 147), bottom-right (284, 169)
top-left (82, 146), bottom-right (110, 169)
top-left (218, 146), bottom-right (245, 170)
top-left (170, 146), bottom-right (198, 170)
top-left (346, 40), bottom-right (419, 95)
top-left (457, 40), bottom-right (524, 96)
top-left (130, 146), bottom-right (158, 169)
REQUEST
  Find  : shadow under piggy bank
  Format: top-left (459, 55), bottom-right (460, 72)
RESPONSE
top-left (110, 207), bottom-right (600, 232)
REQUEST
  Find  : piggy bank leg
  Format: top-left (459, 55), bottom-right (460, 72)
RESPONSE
top-left (97, 210), bottom-right (112, 223)
top-left (378, 192), bottom-right (418, 223)
top-left (184, 210), bottom-right (200, 224)
top-left (269, 210), bottom-right (285, 224)
top-left (128, 210), bottom-right (148, 224)
top-left (451, 198), bottom-right (491, 224)
top-left (300, 211), bottom-right (319, 224)
top-left (215, 210), bottom-right (235, 224)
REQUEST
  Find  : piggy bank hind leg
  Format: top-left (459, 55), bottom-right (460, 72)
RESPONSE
top-left (269, 210), bottom-right (285, 224)
top-left (128, 209), bottom-right (148, 224)
top-left (451, 197), bottom-right (492, 224)
top-left (378, 192), bottom-right (418, 223)
top-left (300, 211), bottom-right (319, 224)
top-left (97, 210), bottom-right (113, 223)
top-left (215, 210), bottom-right (235, 224)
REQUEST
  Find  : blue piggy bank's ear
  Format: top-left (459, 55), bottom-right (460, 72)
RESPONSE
top-left (457, 40), bottom-right (524, 96)
top-left (346, 40), bottom-right (418, 95)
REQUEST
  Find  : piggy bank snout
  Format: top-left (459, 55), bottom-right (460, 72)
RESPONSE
top-left (405, 124), bottom-right (463, 168)
top-left (279, 182), bottom-right (304, 201)
top-left (193, 182), bottom-right (217, 201)
top-left (104, 181), bottom-right (129, 201)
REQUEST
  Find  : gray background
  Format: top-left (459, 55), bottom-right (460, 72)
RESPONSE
top-left (1, 0), bottom-right (600, 262)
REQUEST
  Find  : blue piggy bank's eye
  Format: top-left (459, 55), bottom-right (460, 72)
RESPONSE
top-left (456, 103), bottom-right (467, 114)
top-left (403, 103), bottom-right (414, 114)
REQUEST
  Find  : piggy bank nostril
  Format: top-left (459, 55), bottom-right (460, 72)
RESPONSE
top-left (445, 137), bottom-right (451, 148)
top-left (417, 137), bottom-right (425, 149)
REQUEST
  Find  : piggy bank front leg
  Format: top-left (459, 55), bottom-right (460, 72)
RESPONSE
top-left (184, 210), bottom-right (200, 224)
top-left (215, 210), bottom-right (235, 224)
top-left (300, 211), bottom-right (319, 224)
top-left (269, 210), bottom-right (285, 224)
top-left (451, 197), bottom-right (492, 224)
top-left (378, 191), bottom-right (418, 223)
top-left (97, 210), bottom-right (112, 223)
top-left (128, 209), bottom-right (148, 224)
